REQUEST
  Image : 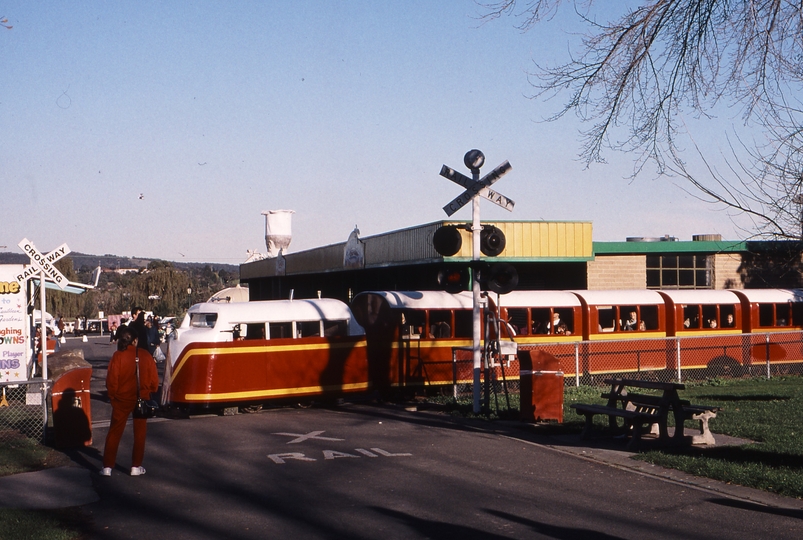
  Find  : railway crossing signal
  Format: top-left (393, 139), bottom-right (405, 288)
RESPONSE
top-left (436, 150), bottom-right (517, 414)
top-left (17, 238), bottom-right (72, 381)
top-left (439, 161), bottom-right (515, 217)
top-left (17, 238), bottom-right (70, 290)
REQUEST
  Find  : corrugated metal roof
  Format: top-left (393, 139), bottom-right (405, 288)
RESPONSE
top-left (240, 220), bottom-right (594, 279)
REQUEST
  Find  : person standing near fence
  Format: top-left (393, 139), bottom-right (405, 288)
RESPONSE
top-left (100, 325), bottom-right (158, 477)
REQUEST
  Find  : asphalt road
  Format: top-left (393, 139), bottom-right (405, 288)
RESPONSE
top-left (60, 336), bottom-right (803, 540)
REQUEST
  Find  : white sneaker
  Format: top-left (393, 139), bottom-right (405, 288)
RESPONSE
top-left (130, 466), bottom-right (146, 476)
top-left (100, 467), bottom-right (112, 476)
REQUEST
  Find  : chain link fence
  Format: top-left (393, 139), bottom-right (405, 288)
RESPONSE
top-left (0, 380), bottom-right (48, 444)
top-left (444, 331), bottom-right (803, 398)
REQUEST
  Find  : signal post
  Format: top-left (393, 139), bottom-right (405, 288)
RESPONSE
top-left (437, 150), bottom-right (514, 413)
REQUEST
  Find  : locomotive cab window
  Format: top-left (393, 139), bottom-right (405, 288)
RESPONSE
top-left (190, 313), bottom-right (218, 328)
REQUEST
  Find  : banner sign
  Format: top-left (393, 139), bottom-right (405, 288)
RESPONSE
top-left (0, 265), bottom-right (29, 382)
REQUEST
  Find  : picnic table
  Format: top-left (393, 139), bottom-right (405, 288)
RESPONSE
top-left (571, 378), bottom-right (719, 451)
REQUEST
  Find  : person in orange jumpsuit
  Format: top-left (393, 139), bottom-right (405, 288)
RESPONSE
top-left (100, 325), bottom-right (159, 476)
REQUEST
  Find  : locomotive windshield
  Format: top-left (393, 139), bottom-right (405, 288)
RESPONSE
top-left (190, 313), bottom-right (218, 328)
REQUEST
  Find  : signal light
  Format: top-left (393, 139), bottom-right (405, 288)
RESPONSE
top-left (437, 267), bottom-right (468, 293)
top-left (480, 225), bottom-right (506, 257)
top-left (433, 225), bottom-right (463, 257)
top-left (486, 263), bottom-right (518, 295)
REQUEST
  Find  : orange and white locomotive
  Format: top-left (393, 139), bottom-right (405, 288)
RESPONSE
top-left (162, 298), bottom-right (368, 410)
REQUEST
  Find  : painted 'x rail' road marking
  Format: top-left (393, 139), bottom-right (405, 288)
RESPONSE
top-left (272, 430), bottom-right (345, 444)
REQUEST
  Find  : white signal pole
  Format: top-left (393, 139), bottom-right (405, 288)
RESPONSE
top-left (439, 150), bottom-right (513, 414)
top-left (468, 154), bottom-right (484, 414)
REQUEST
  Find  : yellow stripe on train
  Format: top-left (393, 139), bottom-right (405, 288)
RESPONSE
top-left (184, 381), bottom-right (371, 401)
top-left (171, 340), bottom-right (367, 382)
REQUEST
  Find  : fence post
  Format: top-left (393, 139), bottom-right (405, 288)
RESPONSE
top-left (765, 333), bottom-right (771, 379)
top-left (676, 337), bottom-right (681, 382)
top-left (452, 348), bottom-right (458, 399)
top-left (574, 342), bottom-right (580, 387)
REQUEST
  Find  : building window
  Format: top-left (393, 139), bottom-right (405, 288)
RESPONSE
top-left (646, 254), bottom-right (712, 289)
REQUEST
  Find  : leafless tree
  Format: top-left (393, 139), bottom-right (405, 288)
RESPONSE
top-left (482, 1), bottom-right (803, 238)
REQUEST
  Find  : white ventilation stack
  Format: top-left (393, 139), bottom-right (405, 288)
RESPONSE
top-left (262, 210), bottom-right (295, 258)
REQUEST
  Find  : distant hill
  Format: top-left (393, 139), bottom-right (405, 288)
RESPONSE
top-left (0, 251), bottom-right (239, 273)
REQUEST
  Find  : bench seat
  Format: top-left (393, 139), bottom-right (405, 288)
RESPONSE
top-left (570, 403), bottom-right (660, 451)
top-left (574, 378), bottom-right (722, 449)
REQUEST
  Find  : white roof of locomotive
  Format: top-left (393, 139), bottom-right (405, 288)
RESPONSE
top-left (183, 298), bottom-right (357, 326)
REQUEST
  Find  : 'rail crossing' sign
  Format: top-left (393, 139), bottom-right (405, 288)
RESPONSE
top-left (440, 160), bottom-right (514, 217)
top-left (17, 238), bottom-right (71, 290)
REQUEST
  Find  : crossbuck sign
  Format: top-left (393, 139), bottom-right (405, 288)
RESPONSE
top-left (17, 238), bottom-right (71, 290)
top-left (437, 150), bottom-right (514, 414)
top-left (440, 161), bottom-right (514, 217)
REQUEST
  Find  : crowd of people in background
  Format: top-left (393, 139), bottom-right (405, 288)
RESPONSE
top-left (107, 307), bottom-right (166, 361)
top-left (32, 307), bottom-right (169, 373)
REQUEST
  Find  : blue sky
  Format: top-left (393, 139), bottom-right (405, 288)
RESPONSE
top-left (1, 1), bottom-right (748, 264)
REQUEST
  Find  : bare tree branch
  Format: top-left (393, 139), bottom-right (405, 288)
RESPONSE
top-left (483, 1), bottom-right (803, 238)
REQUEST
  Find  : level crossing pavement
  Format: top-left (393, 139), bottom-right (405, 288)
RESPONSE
top-left (1, 336), bottom-right (802, 539)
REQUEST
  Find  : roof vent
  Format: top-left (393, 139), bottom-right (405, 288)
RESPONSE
top-left (692, 234), bottom-right (722, 241)
top-left (626, 235), bottom-right (677, 242)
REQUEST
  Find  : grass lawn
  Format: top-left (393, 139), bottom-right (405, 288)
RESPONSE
top-left (635, 377), bottom-right (803, 499)
top-left (428, 375), bottom-right (803, 499)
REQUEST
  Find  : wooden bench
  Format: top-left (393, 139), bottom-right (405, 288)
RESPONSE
top-left (571, 402), bottom-right (660, 451)
top-left (571, 378), bottom-right (720, 450)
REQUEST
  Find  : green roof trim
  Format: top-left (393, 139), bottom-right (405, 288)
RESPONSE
top-left (593, 240), bottom-right (747, 255)
top-left (441, 256), bottom-right (594, 263)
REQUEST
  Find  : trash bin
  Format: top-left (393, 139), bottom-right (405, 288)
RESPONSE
top-left (49, 349), bottom-right (93, 448)
top-left (519, 349), bottom-right (564, 422)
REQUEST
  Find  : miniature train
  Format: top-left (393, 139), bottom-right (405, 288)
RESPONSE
top-left (161, 298), bottom-right (369, 410)
top-left (161, 289), bottom-right (803, 410)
